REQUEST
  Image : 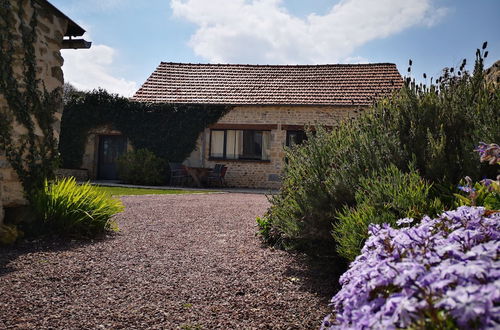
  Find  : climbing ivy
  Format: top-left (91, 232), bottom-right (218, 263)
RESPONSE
top-left (0, 0), bottom-right (61, 200)
top-left (59, 89), bottom-right (229, 168)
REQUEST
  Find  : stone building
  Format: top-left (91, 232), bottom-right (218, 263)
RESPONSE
top-left (82, 63), bottom-right (402, 188)
top-left (0, 0), bottom-right (90, 224)
top-left (131, 63), bottom-right (403, 188)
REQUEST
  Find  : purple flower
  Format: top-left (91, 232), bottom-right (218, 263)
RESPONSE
top-left (475, 142), bottom-right (489, 155)
top-left (458, 185), bottom-right (475, 193)
top-left (441, 285), bottom-right (487, 327)
top-left (321, 206), bottom-right (500, 329)
top-left (481, 178), bottom-right (493, 186)
top-left (396, 217), bottom-right (414, 226)
top-left (475, 142), bottom-right (500, 165)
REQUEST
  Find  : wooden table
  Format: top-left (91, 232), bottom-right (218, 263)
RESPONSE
top-left (186, 167), bottom-right (212, 187)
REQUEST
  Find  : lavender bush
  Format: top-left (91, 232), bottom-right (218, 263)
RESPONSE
top-left (262, 47), bottom-right (499, 253)
top-left (321, 206), bottom-right (499, 329)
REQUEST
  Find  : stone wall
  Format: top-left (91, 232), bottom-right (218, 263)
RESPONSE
top-left (187, 105), bottom-right (365, 189)
top-left (0, 0), bottom-right (68, 220)
top-left (76, 105), bottom-right (365, 188)
top-left (54, 168), bottom-right (89, 182)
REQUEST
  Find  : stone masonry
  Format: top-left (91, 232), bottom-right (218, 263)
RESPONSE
top-left (78, 106), bottom-right (362, 187)
top-left (132, 62), bottom-right (402, 190)
top-left (185, 105), bottom-right (364, 189)
top-left (0, 0), bottom-right (71, 221)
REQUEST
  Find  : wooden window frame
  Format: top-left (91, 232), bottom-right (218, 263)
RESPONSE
top-left (209, 129), bottom-right (271, 161)
top-left (285, 130), bottom-right (307, 147)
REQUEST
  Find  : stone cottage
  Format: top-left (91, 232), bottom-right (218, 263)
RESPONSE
top-left (80, 63), bottom-right (402, 188)
top-left (0, 0), bottom-right (90, 224)
top-left (129, 63), bottom-right (403, 189)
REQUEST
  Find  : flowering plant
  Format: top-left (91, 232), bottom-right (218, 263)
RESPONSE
top-left (476, 142), bottom-right (500, 165)
top-left (456, 177), bottom-right (500, 210)
top-left (455, 143), bottom-right (500, 210)
top-left (321, 206), bottom-right (499, 329)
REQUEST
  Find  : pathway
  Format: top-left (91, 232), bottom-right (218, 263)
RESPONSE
top-left (0, 193), bottom-right (337, 329)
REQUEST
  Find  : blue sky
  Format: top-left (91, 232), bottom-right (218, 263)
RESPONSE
top-left (52, 0), bottom-right (500, 96)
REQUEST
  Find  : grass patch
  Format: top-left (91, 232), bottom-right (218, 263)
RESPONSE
top-left (93, 186), bottom-right (214, 196)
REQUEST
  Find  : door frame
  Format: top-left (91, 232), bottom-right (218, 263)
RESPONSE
top-left (96, 134), bottom-right (127, 180)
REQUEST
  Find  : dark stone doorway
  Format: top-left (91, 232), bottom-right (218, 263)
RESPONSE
top-left (97, 135), bottom-right (127, 180)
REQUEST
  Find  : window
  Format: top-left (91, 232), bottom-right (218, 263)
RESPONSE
top-left (286, 130), bottom-right (307, 147)
top-left (210, 129), bottom-right (271, 160)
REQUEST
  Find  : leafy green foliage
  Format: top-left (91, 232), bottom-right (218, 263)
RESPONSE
top-left (266, 116), bottom-right (405, 252)
top-left (333, 165), bottom-right (443, 261)
top-left (256, 215), bottom-right (282, 246)
top-left (116, 149), bottom-right (167, 185)
top-left (264, 48), bottom-right (499, 253)
top-left (386, 59), bottom-right (499, 184)
top-left (0, 0), bottom-right (60, 198)
top-left (455, 179), bottom-right (500, 210)
top-left (32, 178), bottom-right (124, 238)
top-left (59, 89), bottom-right (228, 168)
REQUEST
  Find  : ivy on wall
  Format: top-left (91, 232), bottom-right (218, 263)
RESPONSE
top-left (0, 0), bottom-right (61, 199)
top-left (59, 89), bottom-right (229, 168)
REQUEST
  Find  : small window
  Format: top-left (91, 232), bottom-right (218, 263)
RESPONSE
top-left (286, 130), bottom-right (307, 147)
top-left (210, 129), bottom-right (270, 160)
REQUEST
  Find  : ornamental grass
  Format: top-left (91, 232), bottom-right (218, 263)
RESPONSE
top-left (32, 177), bottom-right (123, 238)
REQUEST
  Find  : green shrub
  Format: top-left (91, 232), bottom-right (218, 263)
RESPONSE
top-left (263, 48), bottom-right (499, 253)
top-left (117, 149), bottom-right (166, 185)
top-left (32, 178), bottom-right (123, 238)
top-left (333, 165), bottom-right (443, 261)
top-left (265, 122), bottom-right (403, 252)
top-left (256, 215), bottom-right (282, 246)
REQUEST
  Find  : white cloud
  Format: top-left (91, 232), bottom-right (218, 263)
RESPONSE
top-left (61, 43), bottom-right (138, 97)
top-left (170, 0), bottom-right (447, 64)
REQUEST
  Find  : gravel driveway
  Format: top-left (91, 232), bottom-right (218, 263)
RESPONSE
top-left (0, 193), bottom-right (339, 329)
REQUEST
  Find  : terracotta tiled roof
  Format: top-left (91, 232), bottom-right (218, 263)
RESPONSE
top-left (132, 62), bottom-right (403, 106)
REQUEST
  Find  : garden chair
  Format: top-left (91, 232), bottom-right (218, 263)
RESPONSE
top-left (206, 164), bottom-right (227, 187)
top-left (169, 162), bottom-right (189, 186)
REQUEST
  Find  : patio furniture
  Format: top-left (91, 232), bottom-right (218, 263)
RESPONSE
top-left (169, 162), bottom-right (189, 186)
top-left (206, 164), bottom-right (227, 187)
top-left (186, 167), bottom-right (212, 187)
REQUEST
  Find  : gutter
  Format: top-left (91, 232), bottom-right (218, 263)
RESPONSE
top-left (36, 0), bottom-right (92, 49)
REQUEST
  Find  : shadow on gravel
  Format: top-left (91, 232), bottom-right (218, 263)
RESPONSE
top-left (0, 238), bottom-right (109, 277)
top-left (283, 254), bottom-right (348, 302)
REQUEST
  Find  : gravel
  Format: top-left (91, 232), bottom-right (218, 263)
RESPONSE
top-left (0, 193), bottom-right (340, 329)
